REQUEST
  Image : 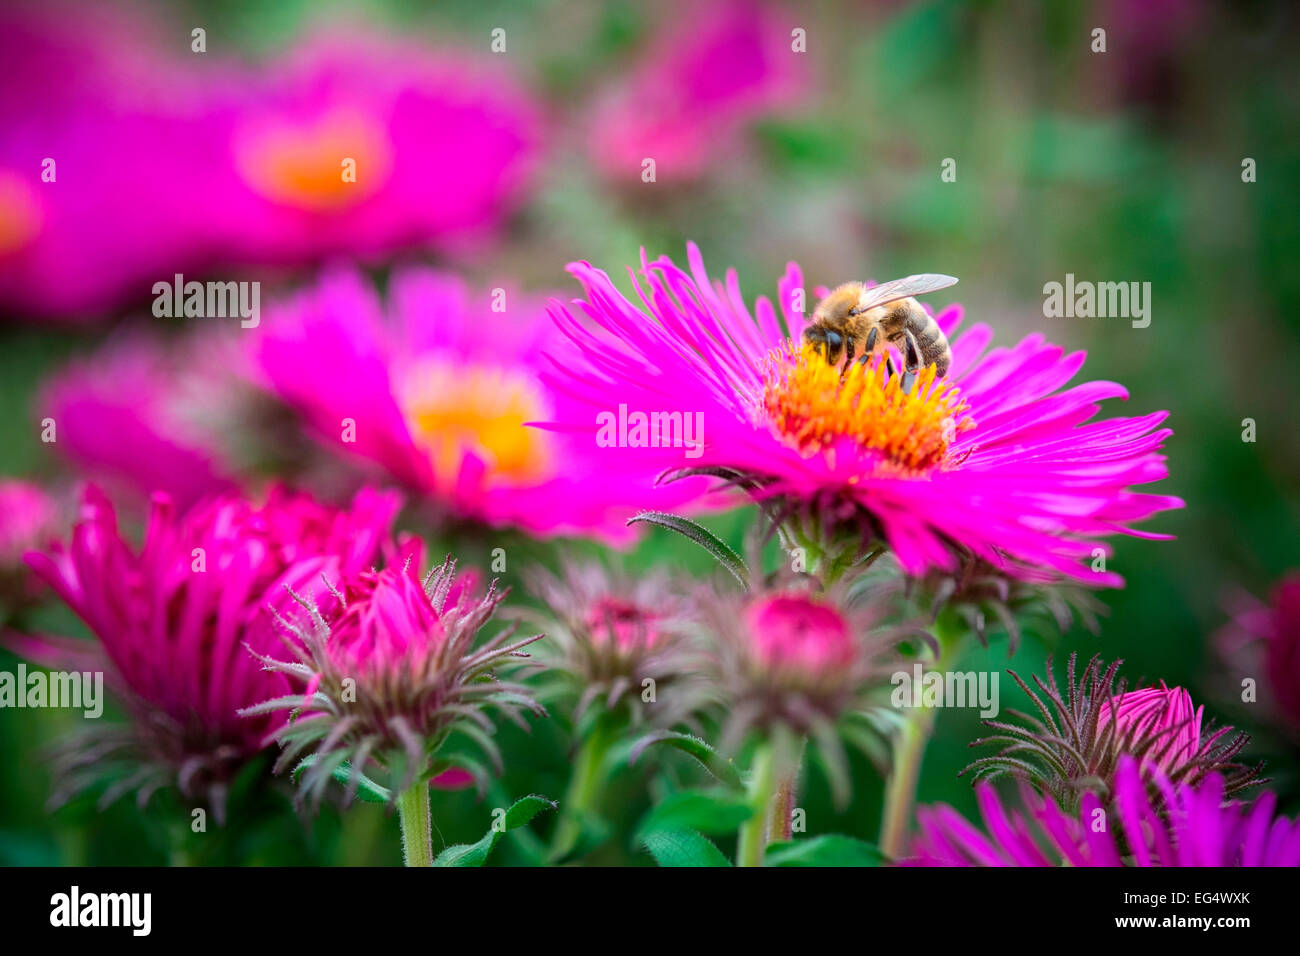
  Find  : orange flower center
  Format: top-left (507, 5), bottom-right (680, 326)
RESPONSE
top-left (236, 109), bottom-right (392, 211)
top-left (401, 359), bottom-right (552, 484)
top-left (761, 342), bottom-right (974, 474)
top-left (0, 171), bottom-right (42, 256)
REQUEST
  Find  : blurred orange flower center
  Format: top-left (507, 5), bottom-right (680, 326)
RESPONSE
top-left (237, 109), bottom-right (393, 210)
top-left (761, 342), bottom-right (973, 474)
top-left (402, 359), bottom-right (552, 484)
top-left (0, 171), bottom-right (43, 255)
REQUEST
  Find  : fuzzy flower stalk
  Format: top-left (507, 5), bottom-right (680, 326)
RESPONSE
top-left (242, 554), bottom-right (545, 866)
top-left (964, 654), bottom-right (1263, 814)
top-left (696, 583), bottom-right (920, 866)
top-left (524, 561), bottom-right (708, 861)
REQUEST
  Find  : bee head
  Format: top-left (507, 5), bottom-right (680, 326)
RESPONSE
top-left (802, 325), bottom-right (843, 362)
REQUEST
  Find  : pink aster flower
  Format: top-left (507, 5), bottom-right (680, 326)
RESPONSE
top-left (0, 479), bottom-right (61, 611)
top-left (588, 0), bottom-right (806, 181)
top-left (702, 584), bottom-right (911, 807)
top-left (243, 554), bottom-right (544, 807)
top-left (908, 755), bottom-right (1299, 866)
top-left (257, 267), bottom-right (700, 543)
top-left (525, 561), bottom-right (706, 723)
top-left (0, 3), bottom-right (233, 321)
top-left (38, 332), bottom-right (241, 510)
top-left (542, 244), bottom-right (1183, 585)
top-left (210, 27), bottom-right (541, 264)
top-left (966, 655), bottom-right (1262, 812)
top-left (6, 484), bottom-right (400, 820)
top-left (1216, 572), bottom-right (1300, 742)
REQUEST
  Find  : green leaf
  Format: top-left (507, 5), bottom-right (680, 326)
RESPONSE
top-left (291, 756), bottom-right (390, 804)
top-left (629, 731), bottom-right (744, 788)
top-left (432, 794), bottom-right (556, 867)
top-left (764, 835), bottom-right (884, 867)
top-left (626, 512), bottom-right (749, 589)
top-left (636, 790), bottom-right (755, 838)
top-left (641, 828), bottom-right (732, 868)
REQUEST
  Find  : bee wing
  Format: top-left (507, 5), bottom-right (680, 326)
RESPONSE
top-left (853, 274), bottom-right (958, 313)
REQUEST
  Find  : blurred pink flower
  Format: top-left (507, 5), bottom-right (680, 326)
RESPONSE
top-left (0, 3), bottom-right (228, 320)
top-left (0, 479), bottom-right (60, 610)
top-left (7, 483), bottom-right (401, 819)
top-left (212, 29), bottom-right (541, 264)
top-left (0, 10), bottom-right (542, 322)
top-left (746, 593), bottom-right (857, 678)
top-left (542, 244), bottom-right (1183, 584)
top-left (1217, 572), bottom-right (1300, 742)
top-left (38, 331), bottom-right (243, 510)
top-left (908, 756), bottom-right (1299, 867)
top-left (588, 0), bottom-right (806, 181)
top-left (257, 267), bottom-right (699, 543)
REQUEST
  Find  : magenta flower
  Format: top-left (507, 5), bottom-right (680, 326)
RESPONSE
top-left (7, 484), bottom-right (400, 819)
top-left (966, 655), bottom-right (1261, 811)
top-left (526, 561), bottom-right (706, 723)
top-left (1096, 683), bottom-right (1202, 776)
top-left (0, 479), bottom-right (60, 611)
top-left (257, 267), bottom-right (699, 543)
top-left (908, 756), bottom-right (1299, 866)
top-left (212, 28), bottom-right (541, 264)
top-left (38, 332), bottom-right (242, 510)
top-left (1217, 572), bottom-right (1300, 742)
top-left (243, 555), bottom-right (545, 805)
top-left (0, 4), bottom-right (229, 320)
top-left (702, 585), bottom-right (908, 806)
top-left (542, 244), bottom-right (1183, 585)
top-left (588, 0), bottom-right (806, 180)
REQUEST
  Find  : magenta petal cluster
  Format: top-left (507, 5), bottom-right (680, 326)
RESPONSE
top-left (587, 0), bottom-right (806, 180)
top-left (1097, 683), bottom-right (1202, 776)
top-left (541, 244), bottom-right (1184, 584)
top-left (1218, 572), bottom-right (1300, 740)
top-left (909, 756), bottom-right (1300, 866)
top-left (257, 267), bottom-right (700, 543)
top-left (9, 484), bottom-right (400, 815)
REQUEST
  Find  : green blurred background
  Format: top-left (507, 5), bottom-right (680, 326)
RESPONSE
top-left (1, 0), bottom-right (1298, 864)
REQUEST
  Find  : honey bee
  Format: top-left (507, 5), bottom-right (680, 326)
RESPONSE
top-left (802, 274), bottom-right (959, 384)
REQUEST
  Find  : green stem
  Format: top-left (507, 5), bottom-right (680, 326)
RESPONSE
top-left (879, 705), bottom-right (938, 859)
top-left (878, 612), bottom-right (963, 860)
top-left (767, 771), bottom-right (796, 843)
top-left (736, 743), bottom-right (777, 867)
top-left (396, 781), bottom-right (433, 867)
top-left (550, 716), bottom-right (615, 861)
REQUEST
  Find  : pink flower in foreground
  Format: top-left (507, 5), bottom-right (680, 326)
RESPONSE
top-left (541, 244), bottom-right (1183, 584)
top-left (908, 756), bottom-right (1300, 866)
top-left (257, 268), bottom-right (701, 543)
top-left (7, 484), bottom-right (400, 819)
top-left (1096, 683), bottom-right (1202, 776)
top-left (703, 585), bottom-right (908, 805)
top-left (588, 0), bottom-right (806, 180)
top-left (966, 655), bottom-right (1261, 812)
top-left (213, 29), bottom-right (541, 263)
top-left (243, 555), bottom-right (544, 805)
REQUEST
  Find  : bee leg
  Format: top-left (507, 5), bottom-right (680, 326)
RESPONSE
top-left (900, 328), bottom-right (922, 393)
top-left (841, 334), bottom-right (856, 374)
top-left (901, 328), bottom-right (923, 373)
top-left (856, 327), bottom-right (878, 368)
